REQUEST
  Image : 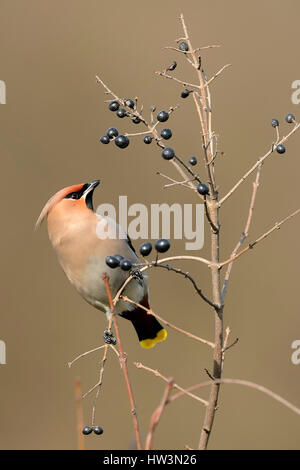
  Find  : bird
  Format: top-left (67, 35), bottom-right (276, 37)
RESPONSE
top-left (35, 180), bottom-right (167, 348)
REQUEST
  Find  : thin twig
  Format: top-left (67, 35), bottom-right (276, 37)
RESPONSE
top-left (91, 342), bottom-right (119, 427)
top-left (155, 71), bottom-right (200, 89)
top-left (156, 64), bottom-right (231, 91)
top-left (74, 378), bottom-right (85, 450)
top-left (170, 379), bottom-right (300, 416)
top-left (68, 345), bottom-right (106, 368)
top-left (147, 263), bottom-right (216, 308)
top-left (134, 362), bottom-right (208, 407)
top-left (204, 198), bottom-right (219, 234)
top-left (82, 316), bottom-right (114, 405)
top-left (164, 44), bottom-right (220, 54)
top-left (219, 208), bottom-right (300, 268)
top-left (121, 296), bottom-right (215, 348)
top-left (113, 255), bottom-right (216, 307)
top-left (177, 12), bottom-right (223, 450)
top-left (204, 64), bottom-right (231, 88)
top-left (96, 74), bottom-right (201, 196)
top-left (103, 275), bottom-right (143, 450)
top-left (219, 122), bottom-right (300, 206)
top-left (221, 165), bottom-right (262, 302)
top-left (157, 171), bottom-right (196, 191)
top-left (145, 379), bottom-right (174, 450)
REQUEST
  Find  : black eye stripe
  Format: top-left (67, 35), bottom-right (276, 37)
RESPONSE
top-left (64, 183), bottom-right (96, 211)
top-left (65, 191), bottom-right (80, 199)
top-left (64, 184), bottom-right (89, 200)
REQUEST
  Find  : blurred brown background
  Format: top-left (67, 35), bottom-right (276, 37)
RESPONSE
top-left (0, 0), bottom-right (299, 450)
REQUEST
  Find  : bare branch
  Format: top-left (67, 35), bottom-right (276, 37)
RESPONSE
top-left (157, 171), bottom-right (197, 191)
top-left (219, 208), bottom-right (300, 269)
top-left (219, 122), bottom-right (300, 206)
top-left (203, 64), bottom-right (231, 88)
top-left (145, 379), bottom-right (174, 450)
top-left (96, 74), bottom-right (201, 196)
top-left (104, 276), bottom-right (143, 450)
top-left (68, 345), bottom-right (106, 368)
top-left (170, 379), bottom-right (300, 417)
top-left (121, 296), bottom-right (215, 348)
top-left (221, 164), bottom-right (262, 302)
top-left (74, 378), bottom-right (85, 450)
top-left (134, 362), bottom-right (208, 407)
top-left (155, 70), bottom-right (200, 89)
top-left (147, 263), bottom-right (216, 308)
top-left (113, 255), bottom-right (215, 307)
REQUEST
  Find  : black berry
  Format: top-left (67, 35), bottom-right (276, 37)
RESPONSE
top-left (114, 254), bottom-right (124, 264)
top-left (189, 156), bottom-right (197, 166)
top-left (115, 135), bottom-right (130, 148)
top-left (178, 41), bottom-right (189, 52)
top-left (117, 108), bottom-right (127, 118)
top-left (132, 117), bottom-right (141, 124)
top-left (162, 147), bottom-right (175, 160)
top-left (106, 256), bottom-right (119, 269)
top-left (93, 426), bottom-right (104, 435)
top-left (143, 135), bottom-right (152, 144)
top-left (197, 183), bottom-right (209, 195)
top-left (125, 98), bottom-right (135, 109)
top-left (82, 426), bottom-right (93, 435)
top-left (167, 61), bottom-right (177, 71)
top-left (285, 113), bottom-right (295, 124)
top-left (120, 259), bottom-right (132, 271)
top-left (276, 144), bottom-right (286, 154)
top-left (139, 242), bottom-right (152, 257)
top-left (157, 110), bottom-right (169, 122)
top-left (109, 101), bottom-right (120, 112)
top-left (106, 127), bottom-right (119, 139)
top-left (155, 239), bottom-right (170, 253)
top-left (100, 135), bottom-right (110, 144)
top-left (181, 89), bottom-right (190, 98)
top-left (271, 119), bottom-right (279, 128)
top-left (160, 128), bottom-right (172, 140)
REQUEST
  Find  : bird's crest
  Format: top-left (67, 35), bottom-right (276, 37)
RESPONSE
top-left (35, 183), bottom-right (85, 230)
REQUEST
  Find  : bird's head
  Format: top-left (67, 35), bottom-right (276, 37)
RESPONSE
top-left (35, 180), bottom-right (100, 229)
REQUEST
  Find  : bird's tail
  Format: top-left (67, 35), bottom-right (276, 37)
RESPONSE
top-left (120, 297), bottom-right (167, 349)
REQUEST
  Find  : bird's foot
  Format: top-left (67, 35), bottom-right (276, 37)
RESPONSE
top-left (103, 329), bottom-right (117, 345)
top-left (131, 269), bottom-right (144, 285)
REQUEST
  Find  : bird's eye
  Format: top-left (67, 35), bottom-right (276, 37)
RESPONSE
top-left (65, 192), bottom-right (80, 200)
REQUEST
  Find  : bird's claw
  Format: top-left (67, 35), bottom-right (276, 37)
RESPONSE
top-left (131, 269), bottom-right (144, 285)
top-left (103, 329), bottom-right (117, 345)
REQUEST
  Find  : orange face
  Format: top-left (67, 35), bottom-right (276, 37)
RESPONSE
top-left (35, 180), bottom-right (100, 229)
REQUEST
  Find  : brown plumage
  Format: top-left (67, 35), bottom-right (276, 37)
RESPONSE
top-left (36, 180), bottom-right (167, 348)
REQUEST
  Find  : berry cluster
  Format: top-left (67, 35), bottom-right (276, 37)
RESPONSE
top-left (100, 101), bottom-right (174, 151)
top-left (99, 92), bottom-right (211, 191)
top-left (106, 254), bottom-right (132, 271)
top-left (82, 425), bottom-right (103, 436)
top-left (105, 239), bottom-right (171, 271)
top-left (99, 97), bottom-right (142, 149)
top-left (271, 113), bottom-right (296, 155)
top-left (100, 126), bottom-right (130, 149)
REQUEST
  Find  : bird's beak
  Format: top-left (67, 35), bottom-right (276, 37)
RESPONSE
top-left (83, 180), bottom-right (100, 211)
top-left (84, 179), bottom-right (100, 195)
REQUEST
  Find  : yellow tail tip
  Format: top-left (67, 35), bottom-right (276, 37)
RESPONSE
top-left (140, 329), bottom-right (167, 349)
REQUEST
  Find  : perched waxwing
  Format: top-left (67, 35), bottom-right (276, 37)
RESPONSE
top-left (36, 180), bottom-right (167, 348)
